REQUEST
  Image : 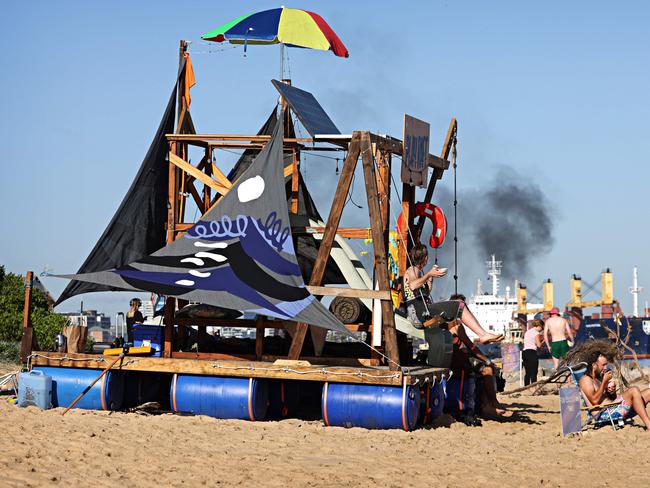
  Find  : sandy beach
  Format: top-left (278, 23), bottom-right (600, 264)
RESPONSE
top-left (2, 361), bottom-right (649, 488)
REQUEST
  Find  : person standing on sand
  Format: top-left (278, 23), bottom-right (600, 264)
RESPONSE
top-left (543, 307), bottom-right (574, 369)
top-left (522, 319), bottom-right (544, 385)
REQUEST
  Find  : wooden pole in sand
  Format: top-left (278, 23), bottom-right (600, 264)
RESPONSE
top-left (20, 271), bottom-right (34, 363)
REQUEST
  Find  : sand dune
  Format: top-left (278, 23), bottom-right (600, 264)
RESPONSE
top-left (2, 366), bottom-right (650, 488)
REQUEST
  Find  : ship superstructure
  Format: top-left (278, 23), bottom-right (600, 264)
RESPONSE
top-left (467, 255), bottom-right (541, 342)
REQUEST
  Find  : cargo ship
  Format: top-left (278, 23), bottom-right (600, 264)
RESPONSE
top-left (466, 255), bottom-right (541, 343)
top-left (572, 267), bottom-right (650, 360)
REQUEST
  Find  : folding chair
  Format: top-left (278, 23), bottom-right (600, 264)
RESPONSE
top-left (567, 363), bottom-right (634, 431)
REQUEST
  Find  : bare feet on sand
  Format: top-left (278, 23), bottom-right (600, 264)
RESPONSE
top-left (482, 406), bottom-right (513, 419)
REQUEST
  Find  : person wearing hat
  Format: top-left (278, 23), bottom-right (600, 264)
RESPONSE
top-left (543, 307), bottom-right (574, 369)
top-left (126, 297), bottom-right (144, 344)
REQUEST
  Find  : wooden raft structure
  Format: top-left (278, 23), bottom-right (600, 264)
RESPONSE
top-left (24, 41), bottom-right (456, 388)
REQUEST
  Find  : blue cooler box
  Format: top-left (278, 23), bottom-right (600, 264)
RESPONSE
top-left (18, 370), bottom-right (52, 409)
top-left (132, 324), bottom-right (164, 357)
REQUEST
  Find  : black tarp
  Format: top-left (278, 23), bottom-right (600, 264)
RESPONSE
top-left (55, 82), bottom-right (178, 305)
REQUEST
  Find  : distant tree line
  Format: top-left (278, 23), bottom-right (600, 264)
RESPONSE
top-left (0, 265), bottom-right (68, 362)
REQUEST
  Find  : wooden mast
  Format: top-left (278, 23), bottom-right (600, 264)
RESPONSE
top-left (163, 40), bottom-right (190, 358)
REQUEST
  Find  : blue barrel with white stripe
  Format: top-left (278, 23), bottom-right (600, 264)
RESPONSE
top-left (33, 366), bottom-right (124, 411)
top-left (170, 374), bottom-right (268, 421)
top-left (322, 382), bottom-right (421, 431)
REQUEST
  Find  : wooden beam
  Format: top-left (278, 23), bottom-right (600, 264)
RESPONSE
top-left (398, 183), bottom-right (414, 278)
top-left (210, 162), bottom-right (233, 190)
top-left (172, 351), bottom-right (255, 361)
top-left (164, 139), bottom-right (179, 358)
top-left (290, 149), bottom-right (300, 214)
top-left (255, 316), bottom-right (264, 360)
top-left (169, 153), bottom-right (230, 196)
top-left (360, 132), bottom-right (400, 370)
top-left (373, 145), bottom-right (391, 351)
top-left (427, 154), bottom-right (450, 171)
top-left (302, 226), bottom-right (372, 239)
top-left (167, 143), bottom-right (178, 244)
top-left (166, 134), bottom-right (315, 142)
top-left (370, 133), bottom-right (449, 169)
top-left (20, 271), bottom-right (34, 363)
top-left (288, 134), bottom-right (362, 359)
top-left (263, 355), bottom-right (379, 367)
top-left (202, 150), bottom-right (212, 213)
top-left (305, 286), bottom-right (391, 300)
top-left (29, 352), bottom-right (405, 385)
top-left (414, 118), bottom-right (457, 240)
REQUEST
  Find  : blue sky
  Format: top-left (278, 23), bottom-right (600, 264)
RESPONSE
top-left (1, 0), bottom-right (648, 318)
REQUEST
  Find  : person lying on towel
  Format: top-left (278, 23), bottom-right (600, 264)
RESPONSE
top-left (579, 350), bottom-right (650, 431)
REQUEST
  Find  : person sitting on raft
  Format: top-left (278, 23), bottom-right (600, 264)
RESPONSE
top-left (448, 293), bottom-right (511, 419)
top-left (403, 244), bottom-right (503, 344)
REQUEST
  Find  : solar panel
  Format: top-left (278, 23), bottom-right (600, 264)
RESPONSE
top-left (272, 80), bottom-right (341, 137)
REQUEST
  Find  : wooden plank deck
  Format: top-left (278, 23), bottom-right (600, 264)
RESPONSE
top-left (29, 352), bottom-right (447, 387)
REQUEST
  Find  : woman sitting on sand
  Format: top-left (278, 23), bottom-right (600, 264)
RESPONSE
top-left (403, 244), bottom-right (503, 344)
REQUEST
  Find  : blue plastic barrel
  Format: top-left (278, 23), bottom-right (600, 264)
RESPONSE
top-left (322, 382), bottom-right (421, 431)
top-left (429, 379), bottom-right (446, 421)
top-left (33, 366), bottom-right (124, 411)
top-left (171, 375), bottom-right (268, 421)
top-left (417, 379), bottom-right (446, 426)
top-left (444, 373), bottom-right (476, 414)
top-left (18, 370), bottom-right (52, 409)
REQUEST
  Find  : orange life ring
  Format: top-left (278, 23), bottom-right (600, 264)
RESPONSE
top-left (396, 203), bottom-right (447, 249)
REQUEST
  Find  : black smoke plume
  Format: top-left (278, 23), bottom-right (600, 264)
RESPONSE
top-left (420, 166), bottom-right (555, 298)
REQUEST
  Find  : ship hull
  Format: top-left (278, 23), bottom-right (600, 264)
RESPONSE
top-left (575, 317), bottom-right (650, 359)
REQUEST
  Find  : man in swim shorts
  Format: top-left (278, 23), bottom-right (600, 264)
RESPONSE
top-left (579, 350), bottom-right (650, 431)
top-left (543, 307), bottom-right (574, 369)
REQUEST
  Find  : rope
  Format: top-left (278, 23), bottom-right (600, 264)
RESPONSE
top-left (210, 362), bottom-right (401, 379)
top-left (452, 135), bottom-right (458, 294)
top-left (26, 353), bottom-right (106, 373)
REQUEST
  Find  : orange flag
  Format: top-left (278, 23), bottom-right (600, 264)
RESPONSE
top-left (183, 52), bottom-right (196, 107)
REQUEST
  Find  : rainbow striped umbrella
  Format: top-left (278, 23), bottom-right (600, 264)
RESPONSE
top-left (201, 7), bottom-right (349, 58)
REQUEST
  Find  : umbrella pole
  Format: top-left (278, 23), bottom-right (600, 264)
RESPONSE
top-left (280, 43), bottom-right (285, 79)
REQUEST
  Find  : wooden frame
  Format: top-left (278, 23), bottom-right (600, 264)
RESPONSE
top-left (23, 40), bottom-right (454, 384)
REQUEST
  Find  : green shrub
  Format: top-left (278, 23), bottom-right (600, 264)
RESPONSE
top-left (0, 266), bottom-right (69, 355)
top-left (0, 341), bottom-right (19, 363)
top-left (85, 336), bottom-right (96, 353)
